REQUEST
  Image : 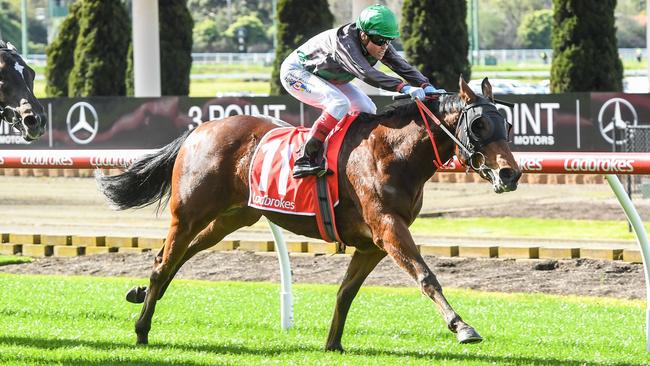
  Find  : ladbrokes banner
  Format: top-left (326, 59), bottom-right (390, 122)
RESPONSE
top-left (0, 94), bottom-right (647, 152)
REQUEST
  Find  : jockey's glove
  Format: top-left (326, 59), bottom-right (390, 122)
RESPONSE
top-left (401, 85), bottom-right (425, 101)
top-left (424, 85), bottom-right (446, 95)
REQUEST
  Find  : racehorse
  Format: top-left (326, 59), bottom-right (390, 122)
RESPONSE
top-left (0, 40), bottom-right (46, 141)
top-left (97, 77), bottom-right (521, 350)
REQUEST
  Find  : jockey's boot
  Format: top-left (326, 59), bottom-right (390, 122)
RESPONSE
top-left (292, 137), bottom-right (324, 178)
top-left (293, 111), bottom-right (339, 179)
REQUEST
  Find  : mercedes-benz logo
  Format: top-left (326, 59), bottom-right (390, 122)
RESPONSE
top-left (66, 102), bottom-right (99, 144)
top-left (597, 97), bottom-right (637, 145)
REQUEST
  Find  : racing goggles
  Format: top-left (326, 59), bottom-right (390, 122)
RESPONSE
top-left (368, 34), bottom-right (393, 46)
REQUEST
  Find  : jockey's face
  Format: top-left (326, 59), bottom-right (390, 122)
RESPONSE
top-left (360, 32), bottom-right (390, 60)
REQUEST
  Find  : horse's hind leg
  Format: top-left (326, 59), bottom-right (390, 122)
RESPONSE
top-left (127, 208), bottom-right (261, 304)
top-left (133, 207), bottom-right (260, 344)
top-left (325, 247), bottom-right (386, 352)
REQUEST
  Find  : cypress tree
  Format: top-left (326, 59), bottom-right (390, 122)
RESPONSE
top-left (45, 2), bottom-right (81, 97)
top-left (269, 0), bottom-right (333, 95)
top-left (401, 0), bottom-right (470, 91)
top-left (125, 43), bottom-right (134, 96)
top-left (551, 0), bottom-right (622, 92)
top-left (68, 0), bottom-right (130, 96)
top-left (159, 0), bottom-right (193, 95)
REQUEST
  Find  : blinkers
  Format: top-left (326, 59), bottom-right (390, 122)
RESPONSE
top-left (456, 99), bottom-right (512, 170)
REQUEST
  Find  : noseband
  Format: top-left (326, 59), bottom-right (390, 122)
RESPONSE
top-left (0, 105), bottom-right (22, 130)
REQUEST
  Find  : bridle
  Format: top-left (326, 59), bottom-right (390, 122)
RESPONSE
top-left (414, 95), bottom-right (512, 173)
top-left (0, 105), bottom-right (22, 131)
top-left (0, 46), bottom-right (31, 134)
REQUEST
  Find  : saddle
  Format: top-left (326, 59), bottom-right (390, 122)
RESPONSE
top-left (248, 115), bottom-right (357, 244)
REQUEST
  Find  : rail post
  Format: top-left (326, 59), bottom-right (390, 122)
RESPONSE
top-left (605, 174), bottom-right (650, 351)
top-left (268, 221), bottom-right (294, 330)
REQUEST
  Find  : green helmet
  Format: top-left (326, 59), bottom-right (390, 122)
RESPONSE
top-left (355, 4), bottom-right (400, 39)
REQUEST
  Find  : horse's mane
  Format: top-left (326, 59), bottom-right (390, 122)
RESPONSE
top-left (356, 94), bottom-right (465, 126)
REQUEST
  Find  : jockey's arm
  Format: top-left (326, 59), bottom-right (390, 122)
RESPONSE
top-left (380, 45), bottom-right (431, 89)
top-left (336, 42), bottom-right (405, 92)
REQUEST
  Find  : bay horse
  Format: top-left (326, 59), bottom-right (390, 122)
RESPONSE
top-left (0, 40), bottom-right (46, 141)
top-left (97, 77), bottom-right (521, 351)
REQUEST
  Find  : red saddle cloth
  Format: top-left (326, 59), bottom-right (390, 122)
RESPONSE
top-left (248, 115), bottom-right (356, 242)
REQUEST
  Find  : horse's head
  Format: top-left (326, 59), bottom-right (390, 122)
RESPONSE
top-left (454, 76), bottom-right (521, 193)
top-left (0, 41), bottom-right (46, 142)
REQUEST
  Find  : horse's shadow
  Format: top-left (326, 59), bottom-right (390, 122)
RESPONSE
top-left (0, 335), bottom-right (640, 366)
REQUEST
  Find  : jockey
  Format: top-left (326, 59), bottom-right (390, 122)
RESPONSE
top-left (280, 4), bottom-right (444, 178)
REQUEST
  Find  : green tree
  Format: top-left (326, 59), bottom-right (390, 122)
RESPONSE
top-left (45, 2), bottom-right (81, 97)
top-left (616, 13), bottom-right (645, 48)
top-left (188, 0), bottom-right (274, 51)
top-left (551, 0), bottom-right (623, 92)
top-left (125, 43), bottom-right (134, 96)
top-left (159, 0), bottom-right (193, 95)
top-left (401, 0), bottom-right (470, 90)
top-left (269, 0), bottom-right (333, 95)
top-left (68, 0), bottom-right (130, 96)
top-left (477, 0), bottom-right (552, 49)
top-left (193, 19), bottom-right (222, 52)
top-left (0, 10), bottom-right (20, 46)
top-left (224, 14), bottom-right (269, 51)
top-left (517, 9), bottom-right (552, 48)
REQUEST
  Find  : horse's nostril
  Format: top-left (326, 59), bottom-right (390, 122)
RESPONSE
top-left (499, 168), bottom-right (517, 183)
top-left (23, 115), bottom-right (38, 128)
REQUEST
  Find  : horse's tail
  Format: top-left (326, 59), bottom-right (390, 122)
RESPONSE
top-left (95, 130), bottom-right (191, 211)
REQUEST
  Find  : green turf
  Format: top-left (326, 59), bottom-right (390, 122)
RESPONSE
top-left (190, 78), bottom-right (270, 96)
top-left (409, 217), bottom-right (650, 241)
top-left (0, 255), bottom-right (32, 266)
top-left (0, 274), bottom-right (646, 365)
top-left (243, 216), bottom-right (647, 241)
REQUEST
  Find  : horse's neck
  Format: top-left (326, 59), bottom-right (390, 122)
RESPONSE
top-left (378, 109), bottom-right (457, 183)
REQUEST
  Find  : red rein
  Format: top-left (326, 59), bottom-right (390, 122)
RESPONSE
top-left (415, 98), bottom-right (444, 168)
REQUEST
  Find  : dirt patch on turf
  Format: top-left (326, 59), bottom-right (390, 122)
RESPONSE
top-left (0, 251), bottom-right (645, 300)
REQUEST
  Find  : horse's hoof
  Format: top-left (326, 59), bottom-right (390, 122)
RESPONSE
top-left (126, 286), bottom-right (147, 304)
top-left (325, 343), bottom-right (344, 353)
top-left (136, 334), bottom-right (148, 345)
top-left (457, 326), bottom-right (483, 344)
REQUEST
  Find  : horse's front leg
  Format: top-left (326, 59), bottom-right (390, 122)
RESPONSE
top-left (373, 214), bottom-right (482, 344)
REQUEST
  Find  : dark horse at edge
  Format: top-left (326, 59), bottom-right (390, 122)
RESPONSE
top-left (97, 77), bottom-right (521, 351)
top-left (0, 40), bottom-right (46, 141)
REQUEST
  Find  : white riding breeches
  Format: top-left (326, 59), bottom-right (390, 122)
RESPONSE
top-left (280, 51), bottom-right (377, 121)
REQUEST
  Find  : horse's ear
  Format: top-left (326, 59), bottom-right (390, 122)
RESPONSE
top-left (458, 75), bottom-right (476, 103)
top-left (481, 77), bottom-right (494, 102)
top-left (6, 42), bottom-right (17, 52)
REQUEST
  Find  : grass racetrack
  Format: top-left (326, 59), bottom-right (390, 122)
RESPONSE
top-left (0, 274), bottom-right (647, 365)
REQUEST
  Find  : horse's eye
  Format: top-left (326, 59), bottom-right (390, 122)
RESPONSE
top-left (471, 119), bottom-right (484, 135)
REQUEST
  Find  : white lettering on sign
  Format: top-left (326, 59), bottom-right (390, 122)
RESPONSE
top-left (20, 156), bottom-right (74, 166)
top-left (563, 158), bottom-right (634, 173)
top-left (187, 104), bottom-right (288, 130)
top-left (499, 102), bottom-right (559, 146)
top-left (90, 156), bottom-right (137, 168)
top-left (517, 157), bottom-right (543, 171)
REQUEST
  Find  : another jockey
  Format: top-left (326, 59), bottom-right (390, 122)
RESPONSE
top-left (280, 4), bottom-right (444, 178)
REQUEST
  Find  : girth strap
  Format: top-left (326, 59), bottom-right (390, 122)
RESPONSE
top-left (314, 174), bottom-right (344, 251)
